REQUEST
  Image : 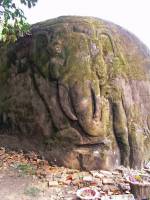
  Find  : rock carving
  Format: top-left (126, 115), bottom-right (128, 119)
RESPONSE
top-left (0, 16), bottom-right (150, 170)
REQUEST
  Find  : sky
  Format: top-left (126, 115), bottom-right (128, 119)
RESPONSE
top-left (18, 0), bottom-right (150, 48)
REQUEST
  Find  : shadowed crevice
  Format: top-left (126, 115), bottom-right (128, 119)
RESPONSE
top-left (91, 87), bottom-right (97, 119)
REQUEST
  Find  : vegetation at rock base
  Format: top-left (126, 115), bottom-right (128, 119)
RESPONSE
top-left (0, 0), bottom-right (38, 42)
top-left (24, 186), bottom-right (41, 197)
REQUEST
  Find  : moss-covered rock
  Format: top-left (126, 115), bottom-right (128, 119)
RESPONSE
top-left (0, 16), bottom-right (150, 170)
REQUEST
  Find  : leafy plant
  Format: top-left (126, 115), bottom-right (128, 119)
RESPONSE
top-left (0, 0), bottom-right (38, 42)
top-left (16, 163), bottom-right (35, 175)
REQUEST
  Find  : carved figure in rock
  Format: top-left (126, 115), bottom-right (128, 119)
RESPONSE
top-left (0, 16), bottom-right (150, 170)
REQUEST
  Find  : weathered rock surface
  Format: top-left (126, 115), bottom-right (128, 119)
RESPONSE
top-left (0, 16), bottom-right (150, 170)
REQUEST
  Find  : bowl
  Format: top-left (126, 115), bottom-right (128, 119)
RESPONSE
top-left (76, 187), bottom-right (99, 200)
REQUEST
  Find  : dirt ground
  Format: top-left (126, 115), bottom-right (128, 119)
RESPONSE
top-left (0, 167), bottom-right (78, 200)
top-left (0, 147), bottom-right (149, 200)
top-left (0, 147), bottom-right (78, 200)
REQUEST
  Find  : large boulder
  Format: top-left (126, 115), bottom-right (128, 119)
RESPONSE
top-left (0, 16), bottom-right (150, 170)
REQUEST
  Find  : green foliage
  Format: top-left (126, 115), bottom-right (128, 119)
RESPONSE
top-left (24, 186), bottom-right (41, 197)
top-left (16, 163), bottom-right (35, 175)
top-left (0, 0), bottom-right (38, 42)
